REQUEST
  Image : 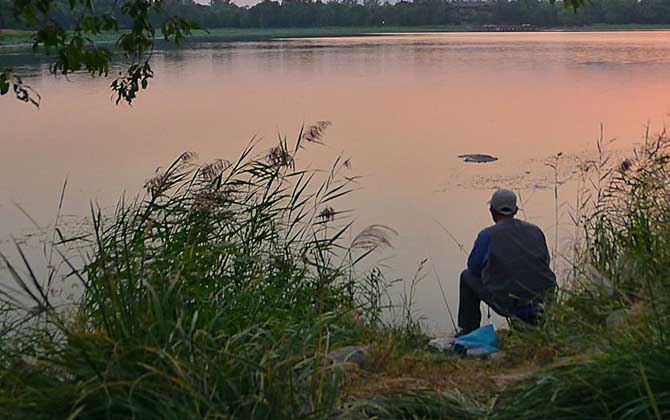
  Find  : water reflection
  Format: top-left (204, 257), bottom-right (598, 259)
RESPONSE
top-left (1, 31), bottom-right (670, 332)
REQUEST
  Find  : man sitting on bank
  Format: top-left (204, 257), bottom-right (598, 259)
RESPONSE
top-left (458, 189), bottom-right (557, 334)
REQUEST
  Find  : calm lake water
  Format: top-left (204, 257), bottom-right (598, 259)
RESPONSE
top-left (2, 31), bottom-right (670, 332)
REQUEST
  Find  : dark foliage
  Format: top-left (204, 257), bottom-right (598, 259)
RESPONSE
top-left (4, 0), bottom-right (662, 106)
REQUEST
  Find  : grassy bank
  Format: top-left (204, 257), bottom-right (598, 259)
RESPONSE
top-left (0, 29), bottom-right (123, 47)
top-left (0, 123), bottom-right (398, 418)
top-left (0, 29), bottom-right (32, 46)
top-left (347, 130), bottom-right (670, 418)
top-left (3, 23), bottom-right (670, 47)
top-left (184, 25), bottom-right (476, 41)
top-left (1, 26), bottom-right (475, 47)
top-left (1, 125), bottom-right (670, 419)
top-left (484, 130), bottom-right (670, 419)
top-left (551, 23), bottom-right (670, 32)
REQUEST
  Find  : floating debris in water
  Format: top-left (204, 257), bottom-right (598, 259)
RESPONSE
top-left (458, 154), bottom-right (499, 163)
top-left (441, 149), bottom-right (628, 192)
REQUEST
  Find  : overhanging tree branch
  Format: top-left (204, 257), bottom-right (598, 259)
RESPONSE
top-left (2, 0), bottom-right (197, 106)
top-left (1, 0), bottom-right (586, 107)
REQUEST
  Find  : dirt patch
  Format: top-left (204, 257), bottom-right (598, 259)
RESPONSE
top-left (342, 355), bottom-right (503, 401)
top-left (341, 330), bottom-right (567, 402)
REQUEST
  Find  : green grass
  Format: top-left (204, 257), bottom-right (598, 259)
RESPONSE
top-left (344, 129), bottom-right (670, 419)
top-left (551, 23), bottom-right (670, 32)
top-left (2, 122), bottom-right (670, 419)
top-left (0, 123), bottom-right (400, 419)
top-left (0, 29), bottom-right (32, 46)
top-left (0, 29), bottom-right (122, 47)
top-left (185, 25), bottom-right (477, 41)
top-left (482, 129), bottom-right (670, 419)
top-left (3, 23), bottom-right (670, 47)
top-left (0, 26), bottom-right (479, 47)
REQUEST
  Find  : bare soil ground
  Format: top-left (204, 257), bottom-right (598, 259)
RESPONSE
top-left (341, 330), bottom-right (570, 402)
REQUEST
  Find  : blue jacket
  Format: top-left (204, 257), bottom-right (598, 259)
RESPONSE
top-left (467, 219), bottom-right (556, 303)
top-left (467, 229), bottom-right (490, 278)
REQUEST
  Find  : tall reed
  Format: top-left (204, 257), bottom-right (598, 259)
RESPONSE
top-left (0, 123), bottom-right (395, 419)
top-left (489, 128), bottom-right (670, 419)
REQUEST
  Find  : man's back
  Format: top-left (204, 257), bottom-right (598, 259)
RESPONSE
top-left (481, 219), bottom-right (556, 302)
top-left (458, 190), bottom-right (557, 332)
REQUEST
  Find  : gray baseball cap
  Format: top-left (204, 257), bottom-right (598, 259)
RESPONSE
top-left (489, 189), bottom-right (518, 216)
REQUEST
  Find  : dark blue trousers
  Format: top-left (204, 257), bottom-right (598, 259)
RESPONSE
top-left (457, 269), bottom-right (509, 333)
top-left (458, 269), bottom-right (552, 333)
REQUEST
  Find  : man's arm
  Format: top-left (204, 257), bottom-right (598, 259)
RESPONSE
top-left (539, 229), bottom-right (552, 266)
top-left (467, 230), bottom-right (490, 277)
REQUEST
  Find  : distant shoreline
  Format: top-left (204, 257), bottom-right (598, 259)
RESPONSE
top-left (2, 24), bottom-right (670, 47)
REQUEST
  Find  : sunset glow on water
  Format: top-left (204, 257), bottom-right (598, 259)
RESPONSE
top-left (2, 31), bottom-right (670, 330)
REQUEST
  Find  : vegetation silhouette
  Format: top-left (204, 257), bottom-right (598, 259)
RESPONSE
top-left (0, 0), bottom-right (597, 106)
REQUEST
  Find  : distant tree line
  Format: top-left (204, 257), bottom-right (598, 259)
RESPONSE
top-left (3, 0), bottom-right (670, 31)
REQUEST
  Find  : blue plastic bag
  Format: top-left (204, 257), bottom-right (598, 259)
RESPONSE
top-left (454, 324), bottom-right (499, 354)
